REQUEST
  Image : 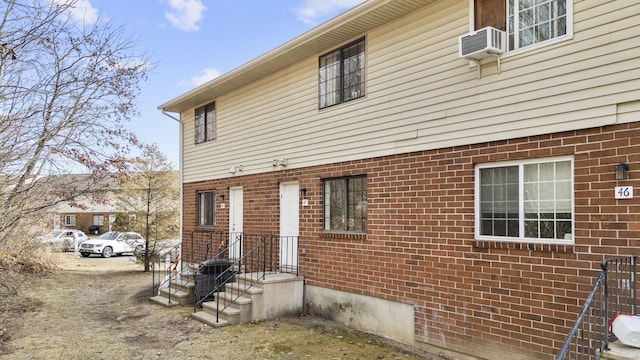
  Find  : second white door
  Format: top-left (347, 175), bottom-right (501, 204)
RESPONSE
top-left (229, 187), bottom-right (243, 260)
top-left (279, 182), bottom-right (299, 269)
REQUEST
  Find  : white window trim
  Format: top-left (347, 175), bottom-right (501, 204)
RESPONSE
top-left (500, 32), bottom-right (573, 59)
top-left (467, 0), bottom-right (574, 58)
top-left (93, 214), bottom-right (104, 226)
top-left (474, 156), bottom-right (574, 244)
top-left (65, 215), bottom-right (76, 226)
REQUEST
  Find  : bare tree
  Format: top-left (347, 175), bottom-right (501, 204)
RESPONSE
top-left (0, 0), bottom-right (149, 259)
top-left (115, 144), bottom-right (179, 271)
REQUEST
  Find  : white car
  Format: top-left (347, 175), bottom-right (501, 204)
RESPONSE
top-left (39, 229), bottom-right (89, 252)
top-left (79, 231), bottom-right (145, 258)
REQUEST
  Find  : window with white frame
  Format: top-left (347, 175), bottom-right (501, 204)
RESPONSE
top-left (318, 38), bottom-right (365, 109)
top-left (195, 102), bottom-right (216, 144)
top-left (323, 176), bottom-right (367, 232)
top-left (92, 214), bottom-right (104, 226)
top-left (65, 215), bottom-right (76, 226)
top-left (472, 0), bottom-right (572, 52)
top-left (475, 157), bottom-right (573, 242)
top-left (507, 0), bottom-right (571, 51)
top-left (197, 191), bottom-right (216, 226)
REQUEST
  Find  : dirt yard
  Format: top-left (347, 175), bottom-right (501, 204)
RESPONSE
top-left (0, 252), bottom-right (452, 360)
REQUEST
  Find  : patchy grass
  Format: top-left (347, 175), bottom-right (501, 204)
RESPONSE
top-left (0, 245), bottom-right (61, 346)
top-left (1, 253), bottom-right (450, 359)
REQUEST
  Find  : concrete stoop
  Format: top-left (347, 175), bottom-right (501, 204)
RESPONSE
top-left (191, 272), bottom-right (304, 327)
top-left (150, 277), bottom-right (195, 307)
top-left (602, 342), bottom-right (640, 360)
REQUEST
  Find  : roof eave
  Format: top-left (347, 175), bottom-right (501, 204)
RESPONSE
top-left (158, 0), bottom-right (436, 115)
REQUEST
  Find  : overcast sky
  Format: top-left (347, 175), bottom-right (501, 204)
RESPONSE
top-left (56, 0), bottom-right (365, 167)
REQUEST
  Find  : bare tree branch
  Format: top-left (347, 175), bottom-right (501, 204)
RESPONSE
top-left (0, 0), bottom-right (150, 252)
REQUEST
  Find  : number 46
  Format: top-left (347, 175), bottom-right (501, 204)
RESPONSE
top-left (615, 186), bottom-right (633, 199)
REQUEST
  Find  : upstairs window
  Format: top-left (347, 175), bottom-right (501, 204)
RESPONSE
top-left (318, 38), bottom-right (365, 109)
top-left (323, 176), bottom-right (367, 232)
top-left (507, 0), bottom-right (569, 50)
top-left (473, 0), bottom-right (572, 52)
top-left (195, 102), bottom-right (216, 144)
top-left (475, 157), bottom-right (573, 243)
top-left (197, 191), bottom-right (216, 226)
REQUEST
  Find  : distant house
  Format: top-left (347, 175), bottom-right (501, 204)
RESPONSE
top-left (47, 171), bottom-right (180, 237)
top-left (49, 192), bottom-right (117, 235)
top-left (159, 0), bottom-right (640, 359)
top-left (45, 175), bottom-right (120, 235)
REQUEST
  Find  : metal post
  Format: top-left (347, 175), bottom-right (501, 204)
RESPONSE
top-left (633, 256), bottom-right (638, 315)
top-left (269, 235), bottom-right (274, 273)
top-left (189, 232), bottom-right (193, 263)
top-left (602, 259), bottom-right (610, 352)
top-left (262, 237), bottom-right (267, 280)
top-left (151, 262), bottom-right (155, 297)
top-left (216, 287), bottom-right (220, 323)
top-left (168, 260), bottom-right (172, 304)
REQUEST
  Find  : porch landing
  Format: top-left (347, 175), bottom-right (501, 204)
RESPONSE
top-left (191, 272), bottom-right (304, 327)
top-left (603, 342), bottom-right (640, 360)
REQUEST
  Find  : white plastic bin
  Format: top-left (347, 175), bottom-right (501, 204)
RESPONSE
top-left (611, 314), bottom-right (640, 348)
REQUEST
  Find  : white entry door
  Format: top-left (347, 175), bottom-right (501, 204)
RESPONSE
top-left (229, 187), bottom-right (243, 260)
top-left (279, 182), bottom-right (299, 270)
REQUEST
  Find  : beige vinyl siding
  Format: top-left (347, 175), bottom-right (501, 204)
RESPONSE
top-left (182, 0), bottom-right (640, 183)
top-left (617, 101), bottom-right (640, 123)
top-left (182, 59), bottom-right (318, 180)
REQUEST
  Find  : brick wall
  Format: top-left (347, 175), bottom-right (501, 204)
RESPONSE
top-left (182, 122), bottom-right (640, 360)
top-left (52, 213), bottom-right (108, 235)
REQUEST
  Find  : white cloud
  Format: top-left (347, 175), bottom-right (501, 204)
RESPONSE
top-left (49, 0), bottom-right (99, 25)
top-left (165, 0), bottom-right (207, 32)
top-left (293, 0), bottom-right (365, 25)
top-left (190, 68), bottom-right (221, 87)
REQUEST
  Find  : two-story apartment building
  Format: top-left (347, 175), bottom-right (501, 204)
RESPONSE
top-left (159, 0), bottom-right (640, 359)
top-left (43, 174), bottom-right (120, 235)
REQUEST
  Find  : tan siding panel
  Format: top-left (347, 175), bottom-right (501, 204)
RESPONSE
top-left (617, 101), bottom-right (640, 123)
top-left (182, 0), bottom-right (640, 183)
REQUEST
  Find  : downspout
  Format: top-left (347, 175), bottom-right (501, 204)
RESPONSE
top-left (160, 109), bottom-right (183, 254)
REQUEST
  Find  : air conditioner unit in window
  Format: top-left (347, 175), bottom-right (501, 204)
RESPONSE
top-left (459, 26), bottom-right (506, 60)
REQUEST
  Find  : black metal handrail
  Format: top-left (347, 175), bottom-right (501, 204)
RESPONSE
top-left (192, 233), bottom-right (300, 323)
top-left (556, 256), bottom-right (637, 360)
top-left (149, 241), bottom-right (182, 301)
top-left (151, 232), bottom-right (244, 305)
top-left (194, 237), bottom-right (270, 315)
top-left (152, 231), bottom-right (299, 310)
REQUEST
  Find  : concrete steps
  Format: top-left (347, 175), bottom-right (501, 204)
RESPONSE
top-left (151, 270), bottom-right (304, 328)
top-left (191, 311), bottom-right (230, 328)
top-left (150, 294), bottom-right (182, 307)
top-left (192, 272), bottom-right (303, 327)
top-left (149, 276), bottom-right (195, 307)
